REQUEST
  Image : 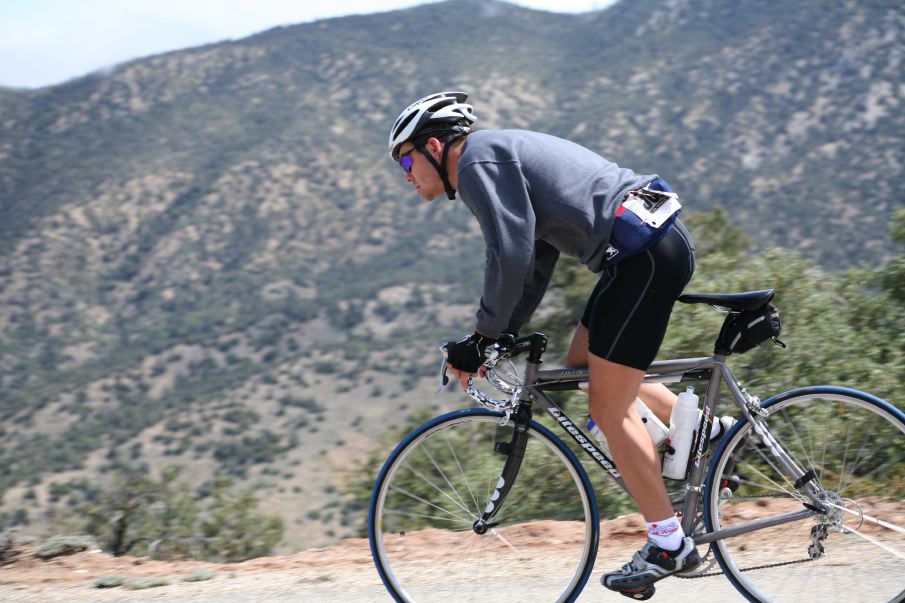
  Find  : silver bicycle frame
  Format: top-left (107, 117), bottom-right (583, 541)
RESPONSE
top-left (472, 351), bottom-right (821, 543)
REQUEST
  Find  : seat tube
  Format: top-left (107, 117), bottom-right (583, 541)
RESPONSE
top-left (680, 364), bottom-right (722, 535)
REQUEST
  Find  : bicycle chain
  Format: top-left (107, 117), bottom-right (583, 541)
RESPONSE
top-left (677, 494), bottom-right (815, 579)
top-left (676, 553), bottom-right (813, 579)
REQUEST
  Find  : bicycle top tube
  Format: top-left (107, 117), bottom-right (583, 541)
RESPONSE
top-left (533, 356), bottom-right (718, 391)
top-left (459, 332), bottom-right (736, 412)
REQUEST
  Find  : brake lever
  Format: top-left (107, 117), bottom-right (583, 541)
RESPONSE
top-left (437, 335), bottom-right (513, 394)
top-left (436, 344), bottom-right (450, 393)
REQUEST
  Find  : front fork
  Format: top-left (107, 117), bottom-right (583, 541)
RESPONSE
top-left (472, 402), bottom-right (533, 534)
top-left (472, 334), bottom-right (548, 534)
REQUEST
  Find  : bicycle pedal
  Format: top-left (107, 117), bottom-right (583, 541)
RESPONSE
top-left (620, 585), bottom-right (656, 600)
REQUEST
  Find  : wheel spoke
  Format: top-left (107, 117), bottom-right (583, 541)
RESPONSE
top-left (371, 412), bottom-right (598, 602)
top-left (706, 391), bottom-right (905, 603)
top-left (383, 508), bottom-right (475, 527)
top-left (388, 483), bottom-right (475, 524)
top-left (402, 461), bottom-right (478, 519)
top-left (737, 442), bottom-right (807, 500)
top-left (488, 527), bottom-right (519, 553)
top-left (835, 416), bottom-right (854, 494)
top-left (839, 448), bottom-right (905, 499)
top-left (420, 439), bottom-right (477, 517)
top-left (778, 407), bottom-right (816, 480)
top-left (825, 503), bottom-right (905, 538)
top-left (487, 459), bottom-right (580, 517)
top-left (837, 523), bottom-right (905, 561)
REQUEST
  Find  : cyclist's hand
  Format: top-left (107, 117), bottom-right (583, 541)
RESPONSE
top-left (448, 363), bottom-right (490, 391)
top-left (445, 332), bottom-right (495, 388)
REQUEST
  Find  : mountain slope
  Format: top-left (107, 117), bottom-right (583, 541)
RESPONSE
top-left (0, 0), bottom-right (901, 550)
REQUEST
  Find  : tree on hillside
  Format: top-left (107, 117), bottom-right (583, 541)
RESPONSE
top-left (199, 477), bottom-right (284, 563)
top-left (64, 466), bottom-right (284, 561)
top-left (876, 208), bottom-right (905, 305)
top-left (77, 466), bottom-right (196, 557)
top-left (839, 207), bottom-right (905, 395)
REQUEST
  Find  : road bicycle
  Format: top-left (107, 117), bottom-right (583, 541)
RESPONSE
top-left (367, 289), bottom-right (905, 602)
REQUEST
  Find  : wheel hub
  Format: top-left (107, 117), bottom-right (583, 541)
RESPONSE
top-left (472, 518), bottom-right (499, 534)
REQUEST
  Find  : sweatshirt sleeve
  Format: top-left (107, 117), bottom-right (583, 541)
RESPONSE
top-left (505, 239), bottom-right (560, 335)
top-left (458, 160), bottom-right (546, 339)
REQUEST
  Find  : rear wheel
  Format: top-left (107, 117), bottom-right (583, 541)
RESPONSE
top-left (368, 408), bottom-right (599, 602)
top-left (704, 387), bottom-right (905, 602)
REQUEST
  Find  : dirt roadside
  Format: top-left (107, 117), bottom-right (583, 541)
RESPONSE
top-left (1, 501), bottom-right (897, 603)
top-left (0, 512), bottom-right (742, 603)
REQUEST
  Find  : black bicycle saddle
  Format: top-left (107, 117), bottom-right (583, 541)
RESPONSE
top-left (678, 289), bottom-right (775, 312)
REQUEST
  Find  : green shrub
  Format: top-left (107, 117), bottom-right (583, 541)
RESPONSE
top-left (94, 575), bottom-right (126, 588)
top-left (35, 535), bottom-right (96, 559)
top-left (125, 577), bottom-right (171, 590)
top-left (182, 569), bottom-right (217, 582)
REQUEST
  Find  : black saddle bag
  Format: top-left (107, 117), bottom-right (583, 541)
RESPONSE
top-left (715, 303), bottom-right (783, 355)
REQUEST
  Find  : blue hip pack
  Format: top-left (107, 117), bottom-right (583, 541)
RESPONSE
top-left (604, 178), bottom-right (681, 265)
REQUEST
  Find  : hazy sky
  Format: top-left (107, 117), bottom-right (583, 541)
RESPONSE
top-left (0, 0), bottom-right (617, 89)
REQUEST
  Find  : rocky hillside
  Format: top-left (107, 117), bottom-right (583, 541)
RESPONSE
top-left (0, 0), bottom-right (901, 551)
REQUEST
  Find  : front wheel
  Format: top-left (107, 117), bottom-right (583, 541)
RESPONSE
top-left (368, 408), bottom-right (599, 602)
top-left (704, 387), bottom-right (905, 602)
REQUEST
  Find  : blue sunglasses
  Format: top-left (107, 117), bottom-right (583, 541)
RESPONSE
top-left (398, 143), bottom-right (427, 173)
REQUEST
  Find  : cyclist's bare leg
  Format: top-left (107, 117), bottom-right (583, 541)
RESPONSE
top-left (563, 321), bottom-right (589, 367)
top-left (587, 353), bottom-right (701, 592)
top-left (637, 384), bottom-right (677, 424)
top-left (586, 352), bottom-right (674, 521)
top-left (566, 322), bottom-right (676, 424)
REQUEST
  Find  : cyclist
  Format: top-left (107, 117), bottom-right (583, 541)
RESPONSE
top-left (389, 91), bottom-right (701, 594)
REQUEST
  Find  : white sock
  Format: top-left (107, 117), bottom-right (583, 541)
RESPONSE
top-left (647, 515), bottom-right (684, 551)
top-left (709, 415), bottom-right (732, 439)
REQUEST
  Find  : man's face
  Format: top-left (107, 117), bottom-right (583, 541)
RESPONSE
top-left (397, 139), bottom-right (443, 201)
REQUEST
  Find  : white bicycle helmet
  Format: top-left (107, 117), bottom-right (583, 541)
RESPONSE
top-left (388, 91), bottom-right (476, 161)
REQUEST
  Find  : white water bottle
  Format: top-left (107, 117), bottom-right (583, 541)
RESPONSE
top-left (585, 396), bottom-right (669, 452)
top-left (586, 416), bottom-right (610, 454)
top-left (635, 398), bottom-right (669, 447)
top-left (662, 387), bottom-right (700, 480)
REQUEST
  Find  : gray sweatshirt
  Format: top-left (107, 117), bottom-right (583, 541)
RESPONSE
top-left (456, 129), bottom-right (655, 338)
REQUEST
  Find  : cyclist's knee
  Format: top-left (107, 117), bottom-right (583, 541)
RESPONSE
top-left (564, 322), bottom-right (589, 368)
top-left (587, 353), bottom-right (644, 393)
top-left (586, 355), bottom-right (645, 423)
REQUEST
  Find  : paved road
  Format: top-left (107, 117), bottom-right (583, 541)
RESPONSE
top-left (1, 529), bottom-right (898, 602)
top-left (0, 572), bottom-right (749, 603)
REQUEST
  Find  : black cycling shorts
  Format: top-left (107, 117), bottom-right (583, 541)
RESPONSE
top-left (580, 219), bottom-right (695, 370)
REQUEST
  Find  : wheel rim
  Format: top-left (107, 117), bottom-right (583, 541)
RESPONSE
top-left (372, 413), bottom-right (596, 602)
top-left (707, 391), bottom-right (905, 602)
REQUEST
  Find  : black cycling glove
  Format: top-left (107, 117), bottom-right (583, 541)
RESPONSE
top-left (445, 332), bottom-right (496, 374)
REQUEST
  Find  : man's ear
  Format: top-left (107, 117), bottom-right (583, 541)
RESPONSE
top-left (425, 136), bottom-right (444, 158)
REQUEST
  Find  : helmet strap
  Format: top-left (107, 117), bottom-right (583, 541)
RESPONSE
top-left (419, 138), bottom-right (459, 200)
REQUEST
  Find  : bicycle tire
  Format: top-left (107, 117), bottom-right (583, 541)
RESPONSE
top-left (368, 408), bottom-right (599, 602)
top-left (703, 386), bottom-right (905, 602)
